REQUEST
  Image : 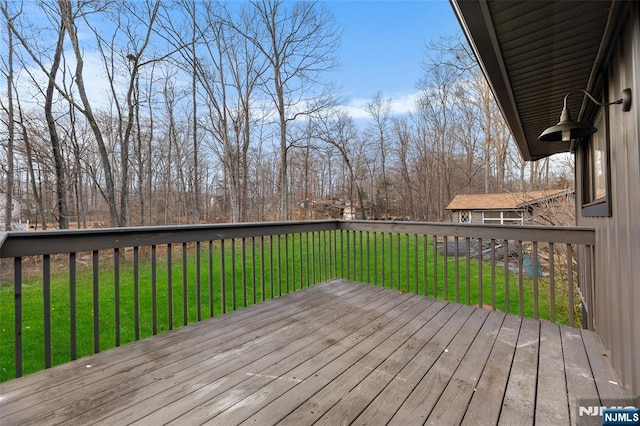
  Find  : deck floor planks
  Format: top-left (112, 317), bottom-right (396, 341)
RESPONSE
top-left (425, 310), bottom-right (506, 425)
top-left (535, 321), bottom-right (570, 425)
top-left (85, 282), bottom-right (393, 425)
top-left (11, 280), bottom-right (370, 425)
top-left (198, 293), bottom-right (433, 425)
top-left (286, 299), bottom-right (452, 425)
top-left (387, 308), bottom-right (491, 425)
top-left (1, 278), bottom-right (354, 415)
top-left (351, 303), bottom-right (474, 425)
top-left (461, 314), bottom-right (521, 426)
top-left (0, 279), bottom-right (631, 426)
top-left (562, 324), bottom-right (601, 423)
top-left (124, 284), bottom-right (415, 425)
top-left (580, 329), bottom-right (631, 401)
top-left (2, 279), bottom-right (346, 399)
top-left (497, 316), bottom-right (540, 426)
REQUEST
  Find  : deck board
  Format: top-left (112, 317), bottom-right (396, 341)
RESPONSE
top-left (461, 314), bottom-right (521, 425)
top-left (535, 321), bottom-right (571, 425)
top-left (0, 279), bottom-right (631, 426)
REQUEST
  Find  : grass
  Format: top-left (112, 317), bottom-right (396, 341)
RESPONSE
top-left (0, 231), bottom-right (580, 382)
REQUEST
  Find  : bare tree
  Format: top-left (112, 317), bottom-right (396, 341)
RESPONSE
top-left (365, 93), bottom-right (393, 219)
top-left (236, 0), bottom-right (340, 220)
top-left (1, 0), bottom-right (15, 230)
top-left (312, 109), bottom-right (367, 219)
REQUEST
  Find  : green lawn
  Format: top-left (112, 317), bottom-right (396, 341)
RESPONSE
top-left (0, 232), bottom-right (580, 382)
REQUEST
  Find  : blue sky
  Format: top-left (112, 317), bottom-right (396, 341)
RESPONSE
top-left (323, 0), bottom-right (462, 116)
top-left (8, 0), bottom-right (462, 120)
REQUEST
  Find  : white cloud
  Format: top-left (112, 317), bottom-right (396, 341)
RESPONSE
top-left (342, 91), bottom-right (421, 120)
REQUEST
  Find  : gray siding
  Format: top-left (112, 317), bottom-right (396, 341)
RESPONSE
top-left (577, 5), bottom-right (640, 397)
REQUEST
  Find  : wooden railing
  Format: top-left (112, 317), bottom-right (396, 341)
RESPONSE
top-left (0, 220), bottom-right (595, 380)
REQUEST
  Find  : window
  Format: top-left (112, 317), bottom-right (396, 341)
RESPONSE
top-left (482, 210), bottom-right (523, 225)
top-left (459, 211), bottom-right (470, 223)
top-left (582, 106), bottom-right (611, 216)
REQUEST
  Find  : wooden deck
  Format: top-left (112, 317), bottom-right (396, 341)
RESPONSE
top-left (0, 279), bottom-right (631, 425)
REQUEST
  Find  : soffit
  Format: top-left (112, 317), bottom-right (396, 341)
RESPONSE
top-left (451, 0), bottom-right (615, 161)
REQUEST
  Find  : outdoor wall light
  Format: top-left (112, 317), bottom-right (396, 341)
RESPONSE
top-left (538, 88), bottom-right (632, 142)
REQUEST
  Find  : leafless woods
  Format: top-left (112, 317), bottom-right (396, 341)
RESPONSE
top-left (0, 0), bottom-right (571, 229)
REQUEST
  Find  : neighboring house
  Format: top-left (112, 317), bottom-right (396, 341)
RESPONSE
top-left (0, 192), bottom-right (22, 226)
top-left (445, 189), bottom-right (573, 225)
top-left (453, 0), bottom-right (639, 397)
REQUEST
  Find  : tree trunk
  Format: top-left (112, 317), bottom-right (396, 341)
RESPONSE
top-left (45, 20), bottom-right (68, 229)
top-left (58, 0), bottom-right (120, 226)
top-left (3, 10), bottom-right (14, 230)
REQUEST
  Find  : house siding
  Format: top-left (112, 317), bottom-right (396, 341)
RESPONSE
top-left (577, 5), bottom-right (640, 397)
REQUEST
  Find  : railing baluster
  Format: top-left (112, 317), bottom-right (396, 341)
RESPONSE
top-left (477, 238), bottom-right (483, 308)
top-left (346, 230), bottom-right (351, 280)
top-left (167, 244), bottom-right (173, 330)
top-left (209, 241), bottom-right (214, 316)
top-left (221, 239), bottom-right (226, 314)
top-left (92, 250), bottom-right (100, 353)
top-left (311, 231), bottom-right (316, 284)
top-left (588, 245), bottom-right (596, 330)
top-left (454, 236), bottom-right (459, 303)
top-left (323, 230), bottom-right (328, 282)
top-left (196, 241), bottom-right (201, 321)
top-left (284, 235), bottom-right (290, 294)
top-left (152, 244), bottom-right (158, 334)
top-left (465, 237), bottom-right (471, 304)
top-left (277, 235), bottom-right (282, 296)
top-left (504, 240), bottom-right (510, 314)
top-left (113, 248), bottom-right (120, 347)
top-left (381, 232), bottom-right (385, 288)
top-left (549, 242), bottom-right (555, 323)
top-left (360, 230), bottom-right (364, 282)
top-left (332, 229), bottom-right (337, 278)
top-left (567, 243), bottom-right (574, 327)
top-left (242, 238), bottom-right (247, 306)
top-left (491, 239), bottom-right (496, 311)
top-left (260, 236), bottom-right (265, 301)
top-left (432, 235), bottom-right (437, 298)
top-left (305, 233), bottom-right (310, 287)
top-left (134, 246), bottom-right (140, 339)
top-left (336, 229), bottom-right (346, 284)
top-left (70, 252), bottom-right (77, 358)
top-left (443, 236), bottom-right (448, 300)
top-left (232, 238), bottom-right (237, 309)
top-left (518, 240), bottom-right (524, 317)
top-left (181, 243), bottom-right (187, 326)
top-left (373, 231), bottom-right (378, 287)
top-left (398, 233), bottom-right (403, 291)
top-left (414, 234), bottom-right (418, 295)
top-left (14, 257), bottom-right (23, 378)
top-left (367, 231), bottom-right (372, 285)
top-left (252, 237), bottom-right (257, 303)
top-left (423, 235), bottom-right (428, 297)
top-left (269, 236), bottom-right (274, 298)
top-left (43, 254), bottom-right (51, 368)
top-left (389, 232), bottom-right (394, 289)
top-left (291, 234), bottom-right (295, 292)
top-left (533, 241), bottom-right (539, 319)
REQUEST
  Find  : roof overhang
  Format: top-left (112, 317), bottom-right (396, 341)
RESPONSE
top-left (450, 0), bottom-right (626, 161)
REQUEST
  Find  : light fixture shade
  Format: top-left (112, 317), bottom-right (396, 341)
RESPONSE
top-left (538, 105), bottom-right (597, 142)
top-left (538, 120), bottom-right (597, 142)
top-left (538, 87), bottom-right (631, 143)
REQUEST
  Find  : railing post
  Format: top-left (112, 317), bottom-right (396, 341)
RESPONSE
top-left (14, 257), bottom-right (22, 378)
top-left (43, 254), bottom-right (51, 369)
top-left (92, 250), bottom-right (100, 353)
